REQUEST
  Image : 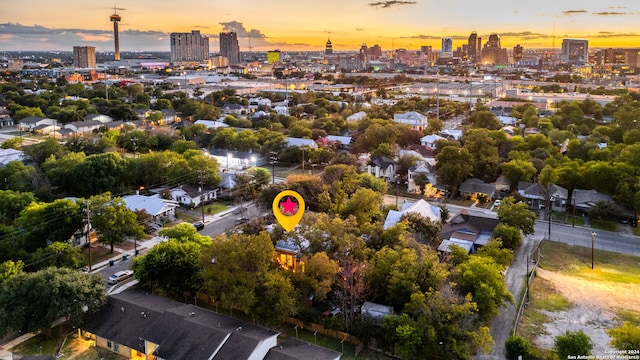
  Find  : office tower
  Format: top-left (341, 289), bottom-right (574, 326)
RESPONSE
top-left (359, 44), bottom-right (368, 63)
top-left (170, 30), bottom-right (210, 64)
top-left (109, 7), bottom-right (121, 61)
top-left (73, 46), bottom-right (96, 68)
top-left (219, 32), bottom-right (241, 65)
top-left (441, 38), bottom-right (453, 58)
top-left (481, 34), bottom-right (508, 65)
top-left (325, 38), bottom-right (333, 55)
top-left (513, 44), bottom-right (524, 63)
top-left (561, 39), bottom-right (588, 64)
top-left (468, 32), bottom-right (478, 62)
top-left (477, 37), bottom-right (482, 56)
top-left (369, 44), bottom-right (382, 60)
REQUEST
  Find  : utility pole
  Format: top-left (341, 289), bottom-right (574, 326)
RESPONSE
top-left (85, 201), bottom-right (92, 271)
top-left (270, 151), bottom-right (278, 184)
top-left (198, 170), bottom-right (205, 223)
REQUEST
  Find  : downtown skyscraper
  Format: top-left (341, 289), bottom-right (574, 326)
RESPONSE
top-left (73, 46), bottom-right (96, 68)
top-left (220, 32), bottom-right (241, 65)
top-left (170, 30), bottom-right (210, 65)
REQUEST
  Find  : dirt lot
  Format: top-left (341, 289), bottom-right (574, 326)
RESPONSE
top-left (533, 268), bottom-right (637, 354)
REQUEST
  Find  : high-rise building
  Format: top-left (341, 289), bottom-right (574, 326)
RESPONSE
top-left (481, 34), bottom-right (508, 65)
top-left (468, 32), bottom-right (478, 62)
top-left (170, 30), bottom-right (210, 65)
top-left (369, 44), bottom-right (382, 60)
top-left (109, 7), bottom-right (121, 61)
top-left (513, 44), bottom-right (524, 63)
top-left (267, 50), bottom-right (282, 63)
top-left (441, 38), bottom-right (453, 58)
top-left (325, 38), bottom-right (334, 55)
top-left (219, 32), bottom-right (241, 65)
top-left (561, 39), bottom-right (588, 64)
top-left (73, 46), bottom-right (96, 68)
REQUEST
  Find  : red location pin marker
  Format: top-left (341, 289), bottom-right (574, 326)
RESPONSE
top-left (272, 190), bottom-right (305, 232)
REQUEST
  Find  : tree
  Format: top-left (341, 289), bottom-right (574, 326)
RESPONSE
top-left (491, 223), bottom-right (523, 250)
top-left (476, 239), bottom-right (514, 269)
top-left (505, 335), bottom-right (534, 360)
top-left (0, 260), bottom-right (23, 285)
top-left (367, 245), bottom-right (447, 310)
top-left (500, 159), bottom-right (536, 191)
top-left (341, 188), bottom-right (383, 226)
top-left (15, 199), bottom-right (83, 253)
top-left (333, 259), bottom-right (368, 332)
top-left (291, 252), bottom-right (339, 302)
top-left (199, 232), bottom-right (275, 315)
top-left (0, 267), bottom-right (105, 338)
top-left (29, 241), bottom-right (83, 271)
top-left (72, 152), bottom-right (128, 196)
top-left (133, 239), bottom-right (201, 296)
top-left (0, 161), bottom-right (36, 192)
top-left (253, 271), bottom-right (298, 326)
top-left (436, 146), bottom-right (473, 197)
top-left (23, 137), bottom-right (67, 166)
top-left (608, 321), bottom-right (640, 351)
top-left (158, 223), bottom-right (212, 247)
top-left (554, 330), bottom-right (593, 359)
top-left (90, 194), bottom-right (145, 253)
top-left (496, 197), bottom-right (537, 235)
top-left (383, 288), bottom-right (493, 360)
top-left (454, 256), bottom-right (513, 321)
top-left (468, 110), bottom-right (501, 130)
top-left (0, 190), bottom-right (36, 225)
top-left (462, 129), bottom-right (500, 181)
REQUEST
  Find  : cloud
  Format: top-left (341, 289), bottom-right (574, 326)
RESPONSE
top-left (194, 25), bottom-right (210, 29)
top-left (0, 23), bottom-right (170, 51)
top-left (592, 11), bottom-right (631, 15)
top-left (562, 10), bottom-right (588, 15)
top-left (218, 21), bottom-right (267, 39)
top-left (355, 28), bottom-right (365, 31)
top-left (401, 34), bottom-right (467, 40)
top-left (369, 1), bottom-right (416, 8)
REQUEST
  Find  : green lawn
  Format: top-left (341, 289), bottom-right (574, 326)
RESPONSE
top-left (590, 219), bottom-right (617, 231)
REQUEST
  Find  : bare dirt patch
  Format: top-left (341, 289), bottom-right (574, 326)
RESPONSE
top-left (533, 268), bottom-right (640, 355)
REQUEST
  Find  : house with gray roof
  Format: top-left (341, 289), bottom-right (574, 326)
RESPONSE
top-left (384, 199), bottom-right (441, 229)
top-left (517, 182), bottom-right (568, 211)
top-left (81, 291), bottom-right (341, 360)
top-left (367, 156), bottom-right (395, 182)
top-left (459, 178), bottom-right (496, 200)
top-left (393, 111), bottom-right (427, 131)
top-left (122, 194), bottom-right (178, 225)
top-left (572, 189), bottom-right (615, 213)
top-left (438, 209), bottom-right (500, 254)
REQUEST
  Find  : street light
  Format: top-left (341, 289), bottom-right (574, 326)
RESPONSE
top-left (591, 231), bottom-right (597, 269)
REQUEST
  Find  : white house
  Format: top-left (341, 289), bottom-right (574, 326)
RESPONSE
top-left (368, 156), bottom-right (395, 182)
top-left (383, 199), bottom-right (442, 229)
top-left (171, 184), bottom-right (217, 208)
top-left (346, 111), bottom-right (368, 122)
top-left (194, 119), bottom-right (229, 129)
top-left (393, 111), bottom-right (427, 131)
top-left (420, 134), bottom-right (446, 148)
top-left (122, 194), bottom-right (178, 225)
top-left (407, 162), bottom-right (437, 193)
top-left (0, 148), bottom-right (25, 167)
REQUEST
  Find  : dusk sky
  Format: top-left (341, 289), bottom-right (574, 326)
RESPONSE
top-left (1, 0), bottom-right (640, 52)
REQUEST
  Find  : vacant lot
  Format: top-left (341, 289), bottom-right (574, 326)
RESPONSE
top-left (518, 241), bottom-right (640, 356)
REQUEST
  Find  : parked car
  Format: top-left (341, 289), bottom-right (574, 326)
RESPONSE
top-left (235, 216), bottom-right (249, 225)
top-left (493, 199), bottom-right (501, 207)
top-left (107, 270), bottom-right (134, 285)
top-left (193, 221), bottom-right (205, 230)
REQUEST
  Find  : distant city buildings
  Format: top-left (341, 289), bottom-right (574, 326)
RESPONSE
top-left (561, 38), bottom-right (589, 65)
top-left (513, 44), bottom-right (524, 63)
top-left (170, 30), bottom-right (210, 66)
top-left (441, 38), bottom-right (453, 58)
top-left (72, 46), bottom-right (96, 68)
top-left (267, 50), bottom-right (282, 63)
top-left (481, 34), bottom-right (508, 66)
top-left (219, 31), bottom-right (241, 65)
top-left (325, 38), bottom-right (334, 56)
top-left (468, 32), bottom-right (479, 63)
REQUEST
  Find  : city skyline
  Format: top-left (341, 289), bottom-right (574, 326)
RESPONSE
top-left (1, 0), bottom-right (640, 53)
